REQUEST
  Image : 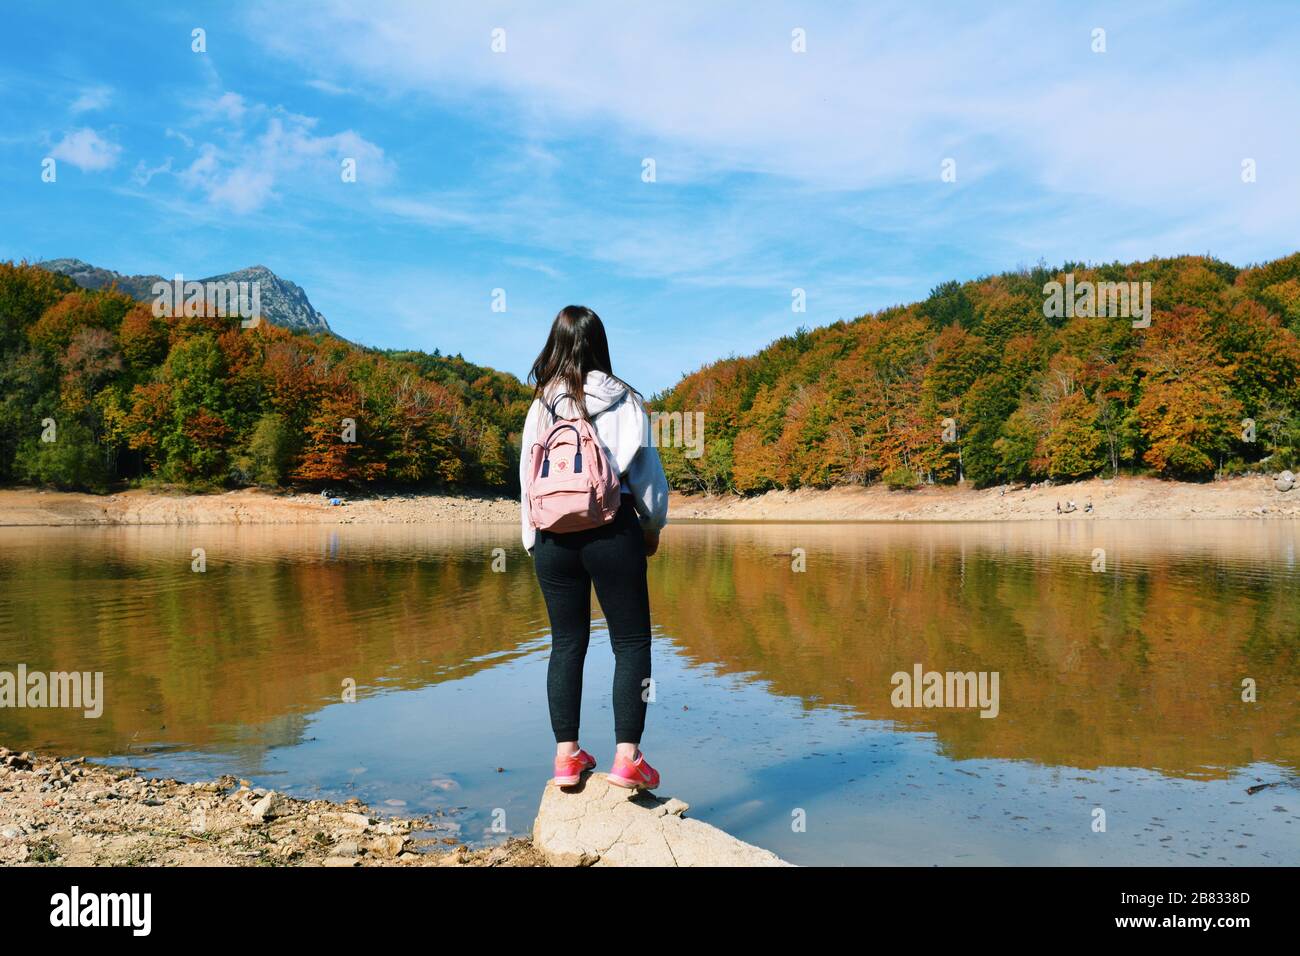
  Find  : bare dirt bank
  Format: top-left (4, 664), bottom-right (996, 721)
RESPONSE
top-left (0, 476), bottom-right (1295, 528)
top-left (0, 747), bottom-right (543, 867)
top-left (672, 475), bottom-right (1300, 522)
top-left (0, 487), bottom-right (519, 527)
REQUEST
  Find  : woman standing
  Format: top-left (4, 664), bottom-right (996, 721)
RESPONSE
top-left (520, 306), bottom-right (669, 790)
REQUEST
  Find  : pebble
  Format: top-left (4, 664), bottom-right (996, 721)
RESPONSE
top-left (370, 835), bottom-right (407, 859)
top-left (249, 791), bottom-right (281, 821)
top-left (334, 811), bottom-right (373, 829)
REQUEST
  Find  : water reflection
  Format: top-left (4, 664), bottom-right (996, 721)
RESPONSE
top-left (0, 520), bottom-right (1295, 864)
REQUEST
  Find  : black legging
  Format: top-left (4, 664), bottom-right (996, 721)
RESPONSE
top-left (533, 495), bottom-right (652, 744)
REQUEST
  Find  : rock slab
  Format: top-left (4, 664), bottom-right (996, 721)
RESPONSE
top-left (532, 773), bottom-right (790, 867)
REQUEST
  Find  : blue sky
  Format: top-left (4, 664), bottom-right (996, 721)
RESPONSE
top-left (2, 1), bottom-right (1298, 393)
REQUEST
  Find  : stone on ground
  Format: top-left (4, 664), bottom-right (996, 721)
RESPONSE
top-left (532, 772), bottom-right (790, 867)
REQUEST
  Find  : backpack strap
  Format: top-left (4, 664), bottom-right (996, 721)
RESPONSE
top-left (543, 388), bottom-right (629, 422)
top-left (535, 389), bottom-right (632, 481)
top-left (539, 423), bottom-right (583, 478)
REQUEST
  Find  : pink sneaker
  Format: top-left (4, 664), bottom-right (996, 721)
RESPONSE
top-left (607, 751), bottom-right (660, 791)
top-left (553, 748), bottom-right (597, 787)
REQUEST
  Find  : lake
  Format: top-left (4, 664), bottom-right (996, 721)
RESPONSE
top-left (0, 519), bottom-right (1296, 865)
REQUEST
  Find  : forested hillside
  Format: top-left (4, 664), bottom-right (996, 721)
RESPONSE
top-left (7, 253), bottom-right (1300, 498)
top-left (653, 254), bottom-right (1300, 492)
top-left (0, 261), bottom-right (531, 492)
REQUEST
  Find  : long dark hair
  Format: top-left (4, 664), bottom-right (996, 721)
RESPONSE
top-left (528, 305), bottom-right (641, 420)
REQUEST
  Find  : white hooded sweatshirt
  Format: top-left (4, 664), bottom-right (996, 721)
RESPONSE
top-left (519, 370), bottom-right (669, 553)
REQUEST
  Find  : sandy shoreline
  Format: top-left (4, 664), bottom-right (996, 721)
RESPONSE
top-left (0, 487), bottom-right (520, 527)
top-left (672, 474), bottom-right (1300, 522)
top-left (0, 746), bottom-right (543, 867)
top-left (0, 475), bottom-right (1296, 527)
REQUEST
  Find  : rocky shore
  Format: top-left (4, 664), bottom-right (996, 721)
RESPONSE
top-left (0, 747), bottom-right (543, 867)
top-left (1, 746), bottom-right (790, 867)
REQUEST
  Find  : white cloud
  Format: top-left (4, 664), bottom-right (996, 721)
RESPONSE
top-left (504, 256), bottom-right (563, 279)
top-left (199, 91), bottom-right (248, 123)
top-left (373, 194), bottom-right (480, 228)
top-left (205, 162), bottom-right (278, 214)
top-left (50, 127), bottom-right (121, 172)
top-left (165, 94), bottom-right (392, 213)
top-left (305, 78), bottom-right (352, 96)
top-left (241, 2), bottom-right (1049, 187)
top-left (246, 1), bottom-right (1300, 252)
top-left (70, 85), bottom-right (112, 113)
top-left (132, 156), bottom-right (173, 186)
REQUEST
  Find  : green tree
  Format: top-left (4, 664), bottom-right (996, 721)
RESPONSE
top-left (1042, 392), bottom-right (1105, 478)
top-left (233, 412), bottom-right (295, 486)
top-left (994, 410), bottom-right (1039, 482)
top-left (159, 335), bottom-right (233, 481)
top-left (14, 419), bottom-right (110, 491)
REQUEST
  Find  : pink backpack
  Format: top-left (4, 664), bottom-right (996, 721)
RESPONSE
top-left (527, 396), bottom-right (623, 533)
